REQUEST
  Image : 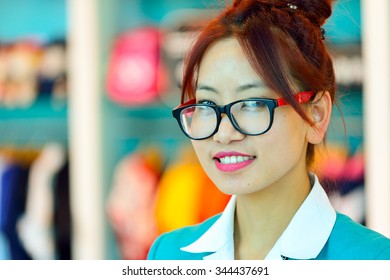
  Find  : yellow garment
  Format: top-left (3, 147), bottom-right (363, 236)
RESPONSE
top-left (155, 162), bottom-right (204, 233)
top-left (155, 146), bottom-right (230, 233)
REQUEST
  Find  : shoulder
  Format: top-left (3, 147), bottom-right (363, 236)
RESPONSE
top-left (318, 212), bottom-right (390, 259)
top-left (147, 214), bottom-right (221, 260)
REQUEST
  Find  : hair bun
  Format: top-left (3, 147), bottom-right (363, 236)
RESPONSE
top-left (292, 0), bottom-right (333, 26)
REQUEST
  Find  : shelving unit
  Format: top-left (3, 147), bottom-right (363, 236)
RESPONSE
top-left (0, 0), bottom-right (68, 147)
top-left (0, 0), bottom-right (71, 260)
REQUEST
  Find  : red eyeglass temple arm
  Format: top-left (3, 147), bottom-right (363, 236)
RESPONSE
top-left (277, 91), bottom-right (314, 106)
top-left (177, 98), bottom-right (196, 108)
top-left (176, 91), bottom-right (315, 108)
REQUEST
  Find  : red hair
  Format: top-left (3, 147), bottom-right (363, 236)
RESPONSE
top-left (181, 0), bottom-right (336, 166)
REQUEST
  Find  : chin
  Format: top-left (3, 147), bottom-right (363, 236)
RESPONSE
top-left (212, 178), bottom-right (255, 195)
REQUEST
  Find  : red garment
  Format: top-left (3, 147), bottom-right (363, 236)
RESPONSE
top-left (106, 153), bottom-right (159, 260)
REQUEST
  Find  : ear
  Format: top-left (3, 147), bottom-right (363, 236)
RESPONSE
top-left (306, 91), bottom-right (332, 145)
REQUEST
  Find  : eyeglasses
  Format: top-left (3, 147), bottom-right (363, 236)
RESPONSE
top-left (172, 91), bottom-right (314, 140)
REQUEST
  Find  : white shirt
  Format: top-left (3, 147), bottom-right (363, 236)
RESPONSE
top-left (180, 174), bottom-right (336, 260)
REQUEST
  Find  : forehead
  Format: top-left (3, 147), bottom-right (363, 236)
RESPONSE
top-left (202, 37), bottom-right (244, 62)
top-left (197, 38), bottom-right (262, 87)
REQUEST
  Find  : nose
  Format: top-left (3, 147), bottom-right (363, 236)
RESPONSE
top-left (213, 114), bottom-right (245, 144)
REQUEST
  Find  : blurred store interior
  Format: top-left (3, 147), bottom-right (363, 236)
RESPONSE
top-left (0, 0), bottom-right (389, 260)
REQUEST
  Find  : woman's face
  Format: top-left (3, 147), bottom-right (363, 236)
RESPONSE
top-left (191, 37), bottom-right (311, 196)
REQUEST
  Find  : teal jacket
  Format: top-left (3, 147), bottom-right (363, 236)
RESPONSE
top-left (148, 212), bottom-right (390, 260)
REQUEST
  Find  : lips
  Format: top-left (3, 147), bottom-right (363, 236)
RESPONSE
top-left (213, 151), bottom-right (256, 172)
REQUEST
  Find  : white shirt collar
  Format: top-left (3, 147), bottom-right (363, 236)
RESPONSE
top-left (180, 194), bottom-right (236, 259)
top-left (180, 174), bottom-right (336, 260)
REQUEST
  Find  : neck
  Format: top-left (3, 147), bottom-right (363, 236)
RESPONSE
top-left (234, 172), bottom-right (311, 260)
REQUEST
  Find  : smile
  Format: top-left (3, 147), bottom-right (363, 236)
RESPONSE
top-left (213, 152), bottom-right (256, 172)
top-left (219, 155), bottom-right (255, 164)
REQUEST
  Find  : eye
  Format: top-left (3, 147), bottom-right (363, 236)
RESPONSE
top-left (240, 100), bottom-right (267, 110)
top-left (197, 99), bottom-right (216, 106)
top-left (193, 100), bottom-right (215, 116)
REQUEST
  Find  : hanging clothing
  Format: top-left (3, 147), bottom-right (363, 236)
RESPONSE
top-left (107, 152), bottom-right (160, 260)
top-left (0, 162), bottom-right (31, 259)
top-left (0, 232), bottom-right (9, 260)
top-left (53, 159), bottom-right (71, 260)
top-left (0, 158), bottom-right (10, 259)
top-left (17, 143), bottom-right (66, 259)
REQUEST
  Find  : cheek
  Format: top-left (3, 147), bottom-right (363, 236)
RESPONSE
top-left (260, 112), bottom-right (307, 158)
top-left (276, 110), bottom-right (307, 136)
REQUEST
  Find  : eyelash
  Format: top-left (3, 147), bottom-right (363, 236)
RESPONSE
top-left (197, 99), bottom-right (216, 106)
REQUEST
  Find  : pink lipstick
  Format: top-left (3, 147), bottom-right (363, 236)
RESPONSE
top-left (213, 151), bottom-right (255, 172)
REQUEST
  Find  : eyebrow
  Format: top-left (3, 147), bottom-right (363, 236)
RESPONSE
top-left (236, 82), bottom-right (265, 93)
top-left (196, 81), bottom-right (265, 94)
top-left (196, 84), bottom-right (218, 93)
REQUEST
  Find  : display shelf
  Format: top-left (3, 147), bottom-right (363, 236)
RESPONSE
top-left (0, 96), bottom-right (68, 146)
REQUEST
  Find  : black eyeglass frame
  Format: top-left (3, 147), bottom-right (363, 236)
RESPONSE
top-left (172, 91), bottom-right (314, 140)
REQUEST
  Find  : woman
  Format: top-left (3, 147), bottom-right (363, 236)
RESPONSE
top-left (148, 0), bottom-right (390, 260)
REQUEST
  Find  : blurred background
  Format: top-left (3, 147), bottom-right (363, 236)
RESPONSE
top-left (0, 0), bottom-right (388, 260)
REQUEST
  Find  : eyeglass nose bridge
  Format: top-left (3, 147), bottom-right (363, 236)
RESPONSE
top-left (213, 103), bottom-right (242, 134)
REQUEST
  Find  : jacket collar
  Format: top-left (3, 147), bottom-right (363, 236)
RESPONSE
top-left (180, 174), bottom-right (336, 260)
top-left (181, 195), bottom-right (236, 259)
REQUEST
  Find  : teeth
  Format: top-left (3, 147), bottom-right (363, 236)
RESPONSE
top-left (220, 156), bottom-right (254, 164)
